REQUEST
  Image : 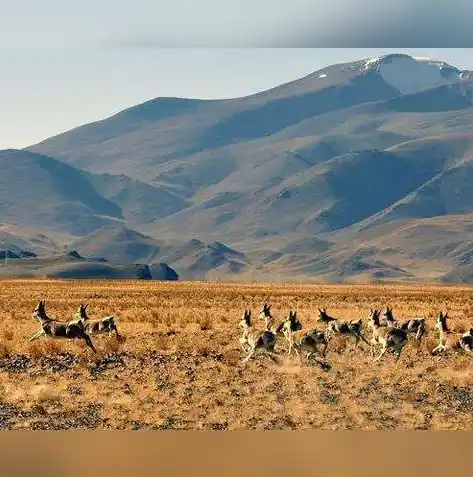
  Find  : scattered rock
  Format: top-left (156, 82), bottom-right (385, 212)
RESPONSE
top-left (150, 262), bottom-right (179, 281)
top-left (90, 353), bottom-right (126, 376)
top-left (0, 354), bottom-right (31, 373)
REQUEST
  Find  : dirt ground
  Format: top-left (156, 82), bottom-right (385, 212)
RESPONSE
top-left (1, 279), bottom-right (473, 430)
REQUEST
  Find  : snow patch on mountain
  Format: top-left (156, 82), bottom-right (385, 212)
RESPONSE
top-left (364, 54), bottom-right (467, 95)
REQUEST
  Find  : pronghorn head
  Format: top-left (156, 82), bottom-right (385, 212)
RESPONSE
top-left (368, 308), bottom-right (381, 328)
top-left (384, 306), bottom-right (394, 321)
top-left (282, 310), bottom-right (298, 336)
top-left (317, 308), bottom-right (333, 323)
top-left (77, 303), bottom-right (89, 320)
top-left (239, 310), bottom-right (252, 329)
top-left (259, 303), bottom-right (272, 320)
top-left (33, 299), bottom-right (47, 320)
top-left (286, 310), bottom-right (303, 332)
top-left (436, 311), bottom-right (451, 333)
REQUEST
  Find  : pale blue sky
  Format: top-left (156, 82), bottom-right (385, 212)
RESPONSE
top-left (1, 0), bottom-right (473, 151)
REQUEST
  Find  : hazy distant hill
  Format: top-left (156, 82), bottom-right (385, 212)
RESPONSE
top-left (2, 53), bottom-right (473, 282)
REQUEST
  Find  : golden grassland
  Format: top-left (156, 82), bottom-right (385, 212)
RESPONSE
top-left (1, 279), bottom-right (473, 430)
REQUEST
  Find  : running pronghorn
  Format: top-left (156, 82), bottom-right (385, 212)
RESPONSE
top-left (317, 308), bottom-right (369, 349)
top-left (383, 306), bottom-right (426, 345)
top-left (432, 311), bottom-right (473, 355)
top-left (258, 303), bottom-right (285, 335)
top-left (459, 328), bottom-right (473, 354)
top-left (431, 311), bottom-right (452, 355)
top-left (29, 299), bottom-right (97, 353)
top-left (76, 303), bottom-right (120, 338)
top-left (282, 311), bottom-right (330, 369)
top-left (239, 310), bottom-right (278, 363)
top-left (367, 309), bottom-right (408, 363)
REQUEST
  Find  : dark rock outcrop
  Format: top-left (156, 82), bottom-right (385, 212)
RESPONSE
top-left (150, 262), bottom-right (179, 281)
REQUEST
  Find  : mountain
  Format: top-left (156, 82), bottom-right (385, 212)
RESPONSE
top-left (2, 52), bottom-right (473, 282)
top-left (69, 227), bottom-right (249, 280)
top-left (0, 149), bottom-right (189, 236)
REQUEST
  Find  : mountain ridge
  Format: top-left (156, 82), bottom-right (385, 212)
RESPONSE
top-left (2, 52), bottom-right (473, 282)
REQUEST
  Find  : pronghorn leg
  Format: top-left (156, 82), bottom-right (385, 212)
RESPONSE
top-left (286, 339), bottom-right (293, 355)
top-left (239, 338), bottom-right (249, 352)
top-left (394, 347), bottom-right (403, 363)
top-left (352, 334), bottom-right (360, 350)
top-left (431, 342), bottom-right (444, 355)
top-left (242, 348), bottom-right (256, 363)
top-left (83, 334), bottom-right (97, 353)
top-left (29, 330), bottom-right (45, 342)
top-left (370, 340), bottom-right (377, 358)
top-left (267, 348), bottom-right (279, 362)
top-left (374, 345), bottom-right (388, 362)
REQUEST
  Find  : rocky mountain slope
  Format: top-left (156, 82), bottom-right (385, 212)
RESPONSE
top-left (2, 53), bottom-right (473, 282)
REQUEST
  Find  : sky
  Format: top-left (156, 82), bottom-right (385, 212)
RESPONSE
top-left (1, 2), bottom-right (473, 149)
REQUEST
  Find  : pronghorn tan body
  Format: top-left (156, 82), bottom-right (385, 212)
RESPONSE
top-left (383, 307), bottom-right (426, 343)
top-left (258, 303), bottom-right (284, 336)
top-left (76, 303), bottom-right (120, 338)
top-left (29, 300), bottom-right (97, 353)
top-left (368, 309), bottom-right (408, 362)
top-left (282, 311), bottom-right (329, 368)
top-left (317, 308), bottom-right (369, 348)
top-left (239, 310), bottom-right (278, 363)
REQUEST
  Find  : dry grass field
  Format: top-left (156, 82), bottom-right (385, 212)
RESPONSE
top-left (1, 279), bottom-right (473, 430)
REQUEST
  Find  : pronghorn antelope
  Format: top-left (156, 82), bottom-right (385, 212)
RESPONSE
top-left (258, 303), bottom-right (285, 335)
top-left (383, 306), bottom-right (426, 344)
top-left (431, 311), bottom-right (452, 355)
top-left (367, 309), bottom-right (408, 363)
top-left (317, 308), bottom-right (369, 349)
top-left (76, 303), bottom-right (120, 338)
top-left (432, 311), bottom-right (473, 355)
top-left (459, 328), bottom-right (473, 354)
top-left (239, 310), bottom-right (278, 363)
top-left (282, 311), bottom-right (329, 368)
top-left (29, 299), bottom-right (97, 353)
